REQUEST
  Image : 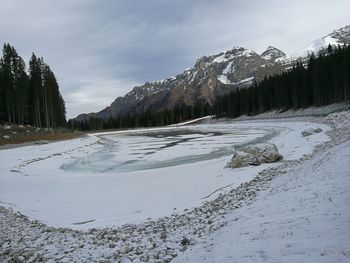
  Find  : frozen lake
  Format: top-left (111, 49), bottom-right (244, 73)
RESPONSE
top-left (62, 125), bottom-right (271, 174)
top-left (0, 120), bottom-right (330, 229)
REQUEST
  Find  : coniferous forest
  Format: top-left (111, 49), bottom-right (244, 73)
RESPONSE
top-left (215, 45), bottom-right (350, 118)
top-left (0, 43), bottom-right (66, 128)
top-left (69, 45), bottom-right (350, 131)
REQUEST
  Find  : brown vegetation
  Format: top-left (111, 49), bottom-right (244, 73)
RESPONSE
top-left (0, 131), bottom-right (85, 148)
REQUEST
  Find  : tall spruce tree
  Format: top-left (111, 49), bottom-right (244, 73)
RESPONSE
top-left (0, 44), bottom-right (29, 124)
top-left (29, 53), bottom-right (43, 127)
top-left (0, 43), bottom-right (66, 127)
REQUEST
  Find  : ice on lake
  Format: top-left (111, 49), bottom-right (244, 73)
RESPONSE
top-left (0, 120), bottom-right (330, 228)
top-left (61, 125), bottom-right (270, 174)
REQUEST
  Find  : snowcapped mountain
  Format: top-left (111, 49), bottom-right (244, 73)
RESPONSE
top-left (293, 25), bottom-right (350, 58)
top-left (74, 25), bottom-right (349, 122)
top-left (75, 46), bottom-right (285, 121)
top-left (261, 46), bottom-right (287, 63)
top-left (164, 46), bottom-right (281, 109)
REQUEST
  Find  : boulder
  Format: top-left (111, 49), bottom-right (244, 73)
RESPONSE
top-left (227, 142), bottom-right (283, 168)
top-left (119, 245), bottom-right (129, 254)
top-left (301, 129), bottom-right (314, 137)
top-left (244, 143), bottom-right (282, 163)
top-left (2, 135), bottom-right (10, 140)
top-left (313, 127), bottom-right (323, 133)
top-left (244, 142), bottom-right (278, 155)
top-left (302, 127), bottom-right (323, 137)
top-left (160, 231), bottom-right (167, 240)
top-left (14, 255), bottom-right (25, 263)
top-left (226, 151), bottom-right (259, 168)
top-left (180, 237), bottom-right (191, 246)
top-left (164, 255), bottom-right (174, 263)
top-left (118, 258), bottom-right (133, 263)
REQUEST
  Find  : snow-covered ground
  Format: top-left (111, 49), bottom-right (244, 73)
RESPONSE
top-left (174, 140), bottom-right (350, 263)
top-left (233, 102), bottom-right (349, 120)
top-left (0, 120), bottom-right (329, 229)
top-left (0, 112), bottom-right (349, 262)
top-left (173, 111), bottom-right (350, 263)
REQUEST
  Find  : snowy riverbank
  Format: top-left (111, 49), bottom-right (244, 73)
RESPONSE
top-left (0, 112), bottom-right (349, 262)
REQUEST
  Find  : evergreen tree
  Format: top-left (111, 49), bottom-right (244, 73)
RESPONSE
top-left (0, 44), bottom-right (29, 124)
top-left (0, 43), bottom-right (66, 127)
top-left (28, 53), bottom-right (43, 127)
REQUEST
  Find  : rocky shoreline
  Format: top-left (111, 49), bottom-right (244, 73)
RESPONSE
top-left (1, 112), bottom-right (349, 263)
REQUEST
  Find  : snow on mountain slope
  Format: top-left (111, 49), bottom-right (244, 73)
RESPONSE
top-left (293, 25), bottom-right (350, 58)
top-left (261, 46), bottom-right (287, 62)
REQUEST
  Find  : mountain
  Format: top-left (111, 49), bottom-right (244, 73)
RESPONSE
top-left (74, 25), bottom-right (350, 122)
top-left (260, 46), bottom-right (287, 63)
top-left (75, 47), bottom-right (287, 121)
top-left (293, 25), bottom-right (350, 58)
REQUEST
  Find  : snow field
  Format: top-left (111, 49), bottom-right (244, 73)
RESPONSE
top-left (175, 138), bottom-right (350, 263)
top-left (1, 111), bottom-right (349, 262)
top-left (0, 121), bottom-right (329, 229)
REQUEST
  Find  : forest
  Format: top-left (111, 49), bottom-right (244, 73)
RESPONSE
top-left (0, 43), bottom-right (66, 128)
top-left (69, 44), bottom-right (350, 131)
top-left (215, 44), bottom-right (350, 118)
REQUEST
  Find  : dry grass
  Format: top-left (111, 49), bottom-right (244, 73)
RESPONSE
top-left (0, 131), bottom-right (85, 148)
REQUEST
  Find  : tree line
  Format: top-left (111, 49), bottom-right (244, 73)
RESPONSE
top-left (0, 43), bottom-right (66, 128)
top-left (68, 44), bottom-right (350, 131)
top-left (214, 44), bottom-right (350, 118)
top-left (68, 102), bottom-right (212, 130)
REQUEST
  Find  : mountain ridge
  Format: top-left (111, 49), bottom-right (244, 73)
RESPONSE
top-left (74, 25), bottom-right (350, 122)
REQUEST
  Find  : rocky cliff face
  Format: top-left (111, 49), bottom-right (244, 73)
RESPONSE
top-left (74, 25), bottom-right (350, 121)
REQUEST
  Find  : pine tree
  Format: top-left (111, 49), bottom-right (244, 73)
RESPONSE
top-left (327, 44), bottom-right (333, 54)
top-left (0, 44), bottom-right (66, 127)
top-left (28, 54), bottom-right (43, 127)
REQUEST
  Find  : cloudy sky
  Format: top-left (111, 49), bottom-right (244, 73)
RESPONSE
top-left (1, 0), bottom-right (349, 118)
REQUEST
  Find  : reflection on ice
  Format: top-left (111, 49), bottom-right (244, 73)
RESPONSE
top-left (61, 126), bottom-right (270, 173)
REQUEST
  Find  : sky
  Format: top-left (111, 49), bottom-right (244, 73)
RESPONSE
top-left (1, 0), bottom-right (349, 118)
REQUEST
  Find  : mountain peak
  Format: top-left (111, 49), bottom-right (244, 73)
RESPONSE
top-left (293, 25), bottom-right (350, 58)
top-left (261, 46), bottom-right (286, 62)
top-left (331, 25), bottom-right (350, 36)
top-left (227, 46), bottom-right (254, 54)
top-left (212, 47), bottom-right (257, 63)
top-left (262, 46), bottom-right (281, 52)
top-left (230, 46), bottom-right (245, 51)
